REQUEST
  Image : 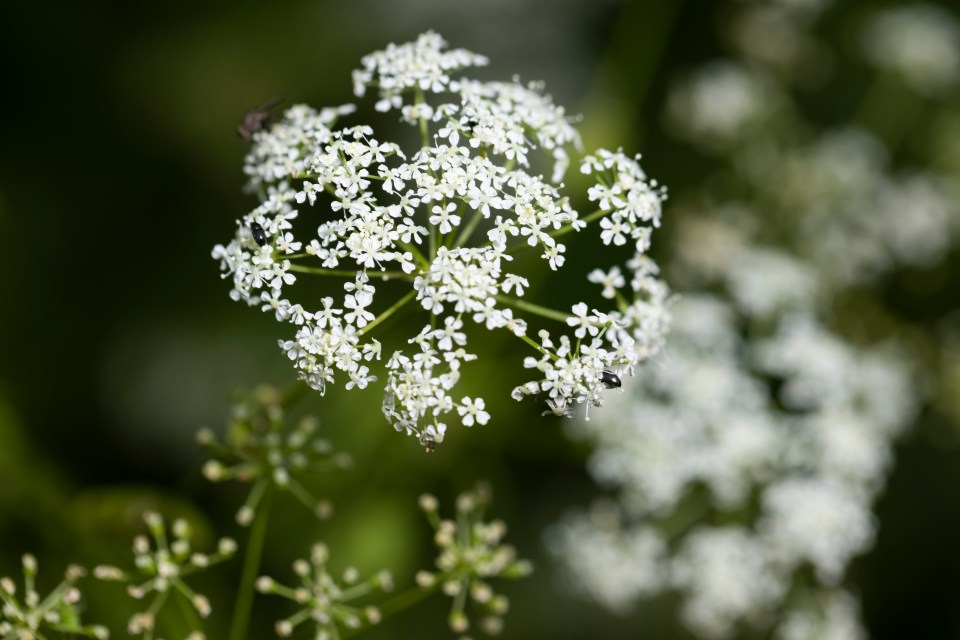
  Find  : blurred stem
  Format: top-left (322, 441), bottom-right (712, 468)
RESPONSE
top-left (280, 381), bottom-right (310, 409)
top-left (175, 587), bottom-right (203, 634)
top-left (359, 290), bottom-right (417, 336)
top-left (230, 485), bottom-right (273, 640)
top-left (338, 586), bottom-right (439, 639)
top-left (377, 584), bottom-right (439, 618)
top-left (579, 0), bottom-right (684, 147)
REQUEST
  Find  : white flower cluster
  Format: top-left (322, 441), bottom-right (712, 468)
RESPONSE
top-left (550, 292), bottom-right (917, 639)
top-left (862, 4), bottom-right (960, 96)
top-left (213, 32), bottom-right (670, 449)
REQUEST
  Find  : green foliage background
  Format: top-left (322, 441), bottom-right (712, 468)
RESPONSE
top-left (1, 0), bottom-right (959, 637)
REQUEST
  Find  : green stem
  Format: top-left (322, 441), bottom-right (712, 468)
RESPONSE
top-left (377, 584), bottom-right (439, 618)
top-left (495, 295), bottom-right (571, 323)
top-left (452, 208), bottom-right (485, 248)
top-left (230, 485), bottom-right (273, 640)
top-left (517, 332), bottom-right (555, 359)
top-left (287, 264), bottom-right (410, 279)
top-left (175, 586), bottom-right (204, 633)
top-left (358, 290), bottom-right (417, 336)
top-left (398, 241), bottom-right (430, 271)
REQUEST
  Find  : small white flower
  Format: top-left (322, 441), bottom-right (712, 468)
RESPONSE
top-left (566, 303), bottom-right (599, 339)
top-left (457, 396), bottom-right (490, 426)
top-left (587, 267), bottom-right (626, 299)
top-left (429, 202), bottom-right (461, 234)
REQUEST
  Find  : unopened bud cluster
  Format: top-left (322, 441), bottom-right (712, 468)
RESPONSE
top-left (94, 512), bottom-right (234, 639)
top-left (418, 486), bottom-right (531, 637)
top-left (256, 542), bottom-right (392, 638)
top-left (198, 385), bottom-right (349, 525)
top-left (0, 555), bottom-right (108, 639)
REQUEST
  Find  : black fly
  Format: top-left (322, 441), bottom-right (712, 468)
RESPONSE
top-left (249, 221), bottom-right (268, 247)
top-left (237, 98), bottom-right (281, 141)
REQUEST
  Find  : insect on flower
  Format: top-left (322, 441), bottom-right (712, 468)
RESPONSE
top-left (421, 436), bottom-right (436, 454)
top-left (600, 370), bottom-right (622, 389)
top-left (249, 221), bottom-right (268, 247)
top-left (237, 98), bottom-right (282, 141)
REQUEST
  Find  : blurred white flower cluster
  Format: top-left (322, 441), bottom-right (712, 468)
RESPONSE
top-left (862, 4), bottom-right (960, 97)
top-left (213, 32), bottom-right (670, 450)
top-left (744, 128), bottom-right (960, 286)
top-left (547, 2), bottom-right (960, 636)
top-left (665, 62), bottom-right (777, 151)
top-left (550, 289), bottom-right (917, 639)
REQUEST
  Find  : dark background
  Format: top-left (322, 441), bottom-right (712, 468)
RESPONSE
top-left (1, 1), bottom-right (959, 638)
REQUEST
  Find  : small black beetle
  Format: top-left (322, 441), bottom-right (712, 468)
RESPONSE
top-left (600, 370), bottom-right (622, 389)
top-left (249, 222), bottom-right (268, 247)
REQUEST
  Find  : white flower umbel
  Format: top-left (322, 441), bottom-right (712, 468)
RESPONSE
top-left (758, 479), bottom-right (875, 584)
top-left (744, 128), bottom-right (960, 287)
top-left (214, 32), bottom-right (670, 450)
top-left (671, 527), bottom-right (785, 639)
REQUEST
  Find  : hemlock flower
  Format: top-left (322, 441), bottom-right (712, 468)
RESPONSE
top-left (256, 544), bottom-right (392, 639)
top-left (0, 555), bottom-right (108, 639)
top-left (94, 512), bottom-right (235, 640)
top-left (213, 32), bottom-right (670, 451)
